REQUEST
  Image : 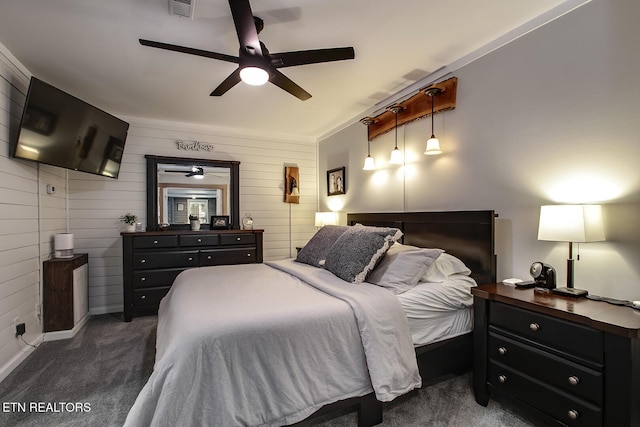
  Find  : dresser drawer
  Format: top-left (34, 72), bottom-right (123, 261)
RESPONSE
top-left (490, 302), bottom-right (603, 364)
top-left (132, 287), bottom-right (171, 307)
top-left (489, 332), bottom-right (603, 404)
top-left (133, 251), bottom-right (199, 270)
top-left (200, 248), bottom-right (256, 266)
top-left (132, 268), bottom-right (186, 289)
top-left (220, 233), bottom-right (256, 246)
top-left (179, 234), bottom-right (219, 247)
top-left (488, 362), bottom-right (602, 427)
top-left (133, 235), bottom-right (178, 249)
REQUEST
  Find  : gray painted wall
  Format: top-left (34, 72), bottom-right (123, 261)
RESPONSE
top-left (319, 0), bottom-right (640, 300)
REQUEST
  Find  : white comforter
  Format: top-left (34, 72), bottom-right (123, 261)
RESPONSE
top-left (124, 259), bottom-right (420, 427)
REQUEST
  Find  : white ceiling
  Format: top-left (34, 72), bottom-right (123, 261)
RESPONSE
top-left (0, 0), bottom-right (582, 141)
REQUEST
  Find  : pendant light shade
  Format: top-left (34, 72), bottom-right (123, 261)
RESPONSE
top-left (387, 105), bottom-right (404, 165)
top-left (360, 117), bottom-right (377, 170)
top-left (424, 87), bottom-right (443, 155)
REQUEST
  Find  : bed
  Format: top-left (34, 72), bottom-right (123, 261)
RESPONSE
top-left (124, 210), bottom-right (496, 427)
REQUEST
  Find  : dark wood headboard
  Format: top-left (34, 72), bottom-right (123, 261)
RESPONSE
top-left (347, 211), bottom-right (496, 285)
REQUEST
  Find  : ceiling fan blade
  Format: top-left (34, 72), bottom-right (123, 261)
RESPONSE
top-left (270, 47), bottom-right (355, 68)
top-left (139, 39), bottom-right (238, 63)
top-left (228, 0), bottom-right (263, 57)
top-left (270, 70), bottom-right (311, 101)
top-left (210, 69), bottom-right (242, 96)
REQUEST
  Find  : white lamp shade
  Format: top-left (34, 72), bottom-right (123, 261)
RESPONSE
top-left (240, 66), bottom-right (269, 86)
top-left (363, 155), bottom-right (376, 170)
top-left (55, 233), bottom-right (74, 250)
top-left (538, 205), bottom-right (605, 242)
top-left (315, 212), bottom-right (338, 227)
top-left (290, 186), bottom-right (300, 197)
top-left (389, 147), bottom-right (403, 164)
top-left (424, 136), bottom-right (442, 155)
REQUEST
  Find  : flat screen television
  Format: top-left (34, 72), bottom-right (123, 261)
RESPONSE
top-left (13, 77), bottom-right (130, 179)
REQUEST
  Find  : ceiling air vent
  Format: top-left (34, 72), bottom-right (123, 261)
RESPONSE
top-left (169, 0), bottom-right (195, 19)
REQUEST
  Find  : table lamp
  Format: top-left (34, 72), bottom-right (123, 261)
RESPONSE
top-left (314, 212), bottom-right (338, 228)
top-left (537, 205), bottom-right (605, 297)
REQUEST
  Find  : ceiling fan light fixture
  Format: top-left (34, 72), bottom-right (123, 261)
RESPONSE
top-left (240, 66), bottom-right (269, 86)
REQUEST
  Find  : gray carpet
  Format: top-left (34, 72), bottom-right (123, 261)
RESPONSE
top-left (0, 314), bottom-right (542, 427)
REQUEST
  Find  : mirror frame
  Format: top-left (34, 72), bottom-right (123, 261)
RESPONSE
top-left (145, 155), bottom-right (240, 231)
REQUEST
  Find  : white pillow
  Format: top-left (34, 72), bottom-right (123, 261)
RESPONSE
top-left (422, 253), bottom-right (471, 282)
top-left (367, 243), bottom-right (443, 294)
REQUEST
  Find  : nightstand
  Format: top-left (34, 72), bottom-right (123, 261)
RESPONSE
top-left (472, 284), bottom-right (640, 427)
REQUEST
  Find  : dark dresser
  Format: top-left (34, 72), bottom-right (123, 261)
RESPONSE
top-left (122, 229), bottom-right (263, 321)
top-left (472, 284), bottom-right (640, 427)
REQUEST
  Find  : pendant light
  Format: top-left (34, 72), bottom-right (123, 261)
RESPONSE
top-left (360, 117), bottom-right (376, 170)
top-left (424, 87), bottom-right (443, 155)
top-left (387, 105), bottom-right (404, 164)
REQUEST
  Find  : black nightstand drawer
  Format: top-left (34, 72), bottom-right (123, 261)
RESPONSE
top-left (179, 234), bottom-right (219, 247)
top-left (200, 248), bottom-right (256, 266)
top-left (488, 362), bottom-right (602, 427)
top-left (491, 302), bottom-right (603, 364)
top-left (132, 268), bottom-right (186, 289)
top-left (489, 332), bottom-right (603, 404)
top-left (220, 233), bottom-right (256, 246)
top-left (133, 235), bottom-right (178, 249)
top-left (133, 287), bottom-right (171, 307)
top-left (134, 251), bottom-right (199, 270)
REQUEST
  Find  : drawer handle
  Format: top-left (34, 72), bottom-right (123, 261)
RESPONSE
top-left (188, 257), bottom-right (193, 261)
top-left (153, 240), bottom-right (158, 244)
top-left (236, 237), bottom-right (241, 241)
top-left (568, 376), bottom-right (580, 386)
top-left (140, 259), bottom-right (146, 264)
top-left (498, 375), bottom-right (507, 383)
top-left (529, 323), bottom-right (540, 332)
top-left (141, 295), bottom-right (146, 300)
top-left (498, 347), bottom-right (507, 355)
top-left (568, 410), bottom-right (579, 420)
top-left (207, 256), bottom-right (212, 260)
top-left (247, 253), bottom-right (252, 257)
top-left (141, 277), bottom-right (146, 281)
top-left (197, 238), bottom-right (202, 243)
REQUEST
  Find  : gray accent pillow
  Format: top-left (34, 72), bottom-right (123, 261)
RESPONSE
top-left (295, 225), bottom-right (348, 267)
top-left (367, 243), bottom-right (444, 294)
top-left (323, 224), bottom-right (403, 284)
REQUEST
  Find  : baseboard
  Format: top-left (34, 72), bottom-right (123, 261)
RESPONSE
top-left (43, 313), bottom-right (90, 342)
top-left (89, 304), bottom-right (122, 316)
top-left (0, 340), bottom-right (39, 383)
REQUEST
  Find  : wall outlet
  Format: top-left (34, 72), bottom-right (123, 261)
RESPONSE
top-left (15, 322), bottom-right (25, 337)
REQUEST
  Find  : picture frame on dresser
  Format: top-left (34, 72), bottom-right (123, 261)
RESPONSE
top-left (210, 215), bottom-right (230, 230)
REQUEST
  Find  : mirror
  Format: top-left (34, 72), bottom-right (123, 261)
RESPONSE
top-left (146, 155), bottom-right (240, 231)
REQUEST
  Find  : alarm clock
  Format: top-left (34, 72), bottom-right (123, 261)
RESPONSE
top-left (530, 262), bottom-right (556, 289)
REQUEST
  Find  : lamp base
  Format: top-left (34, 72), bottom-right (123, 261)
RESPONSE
top-left (552, 287), bottom-right (588, 298)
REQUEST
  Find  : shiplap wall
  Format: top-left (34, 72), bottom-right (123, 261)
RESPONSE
top-left (0, 47), bottom-right (70, 380)
top-left (70, 119), bottom-right (318, 315)
top-left (0, 43), bottom-right (318, 378)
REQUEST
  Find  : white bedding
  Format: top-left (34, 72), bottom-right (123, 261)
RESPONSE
top-left (124, 260), bottom-right (420, 427)
top-left (396, 274), bottom-right (477, 346)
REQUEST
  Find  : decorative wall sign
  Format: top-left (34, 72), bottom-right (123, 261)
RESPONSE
top-left (284, 166), bottom-right (300, 204)
top-left (176, 140), bottom-right (214, 151)
top-left (327, 167), bottom-right (346, 196)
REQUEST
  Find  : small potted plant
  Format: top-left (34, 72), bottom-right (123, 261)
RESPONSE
top-left (120, 213), bottom-right (138, 232)
top-left (189, 214), bottom-right (201, 231)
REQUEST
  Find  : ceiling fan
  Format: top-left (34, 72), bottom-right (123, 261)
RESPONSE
top-left (139, 0), bottom-right (355, 100)
top-left (164, 167), bottom-right (204, 178)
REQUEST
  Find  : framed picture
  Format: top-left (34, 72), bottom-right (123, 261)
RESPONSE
top-left (177, 203), bottom-right (184, 212)
top-left (327, 167), bottom-right (346, 196)
top-left (210, 215), bottom-right (230, 230)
